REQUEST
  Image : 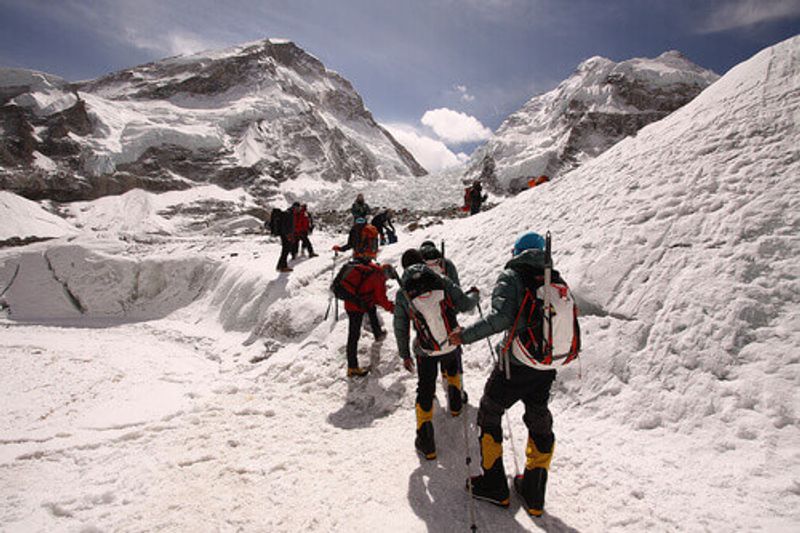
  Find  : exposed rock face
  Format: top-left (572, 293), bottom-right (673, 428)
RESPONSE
top-left (0, 40), bottom-right (427, 203)
top-left (466, 51), bottom-right (719, 193)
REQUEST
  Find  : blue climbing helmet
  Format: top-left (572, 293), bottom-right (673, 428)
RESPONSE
top-left (513, 231), bottom-right (545, 256)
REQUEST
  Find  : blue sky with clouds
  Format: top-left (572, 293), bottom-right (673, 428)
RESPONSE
top-left (1, 0), bottom-right (798, 170)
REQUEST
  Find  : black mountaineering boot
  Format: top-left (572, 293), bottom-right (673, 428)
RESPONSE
top-left (514, 437), bottom-right (554, 516)
top-left (444, 370), bottom-right (463, 417)
top-left (469, 430), bottom-right (509, 506)
top-left (414, 403), bottom-right (436, 460)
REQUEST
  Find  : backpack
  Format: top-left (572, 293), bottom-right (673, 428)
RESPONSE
top-left (502, 264), bottom-right (581, 370)
top-left (331, 259), bottom-right (375, 308)
top-left (268, 208), bottom-right (284, 236)
top-left (403, 267), bottom-right (459, 356)
top-left (463, 186), bottom-right (473, 209)
top-left (355, 224), bottom-right (379, 258)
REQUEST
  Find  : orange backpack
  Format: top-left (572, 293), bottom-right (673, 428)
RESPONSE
top-left (355, 224), bottom-right (380, 258)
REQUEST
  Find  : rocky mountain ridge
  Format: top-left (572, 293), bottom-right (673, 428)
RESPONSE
top-left (0, 39), bottom-right (426, 204)
top-left (467, 50), bottom-right (720, 192)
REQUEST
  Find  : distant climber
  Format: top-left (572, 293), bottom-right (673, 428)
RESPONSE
top-left (333, 218), bottom-right (380, 259)
top-left (270, 205), bottom-right (296, 272)
top-left (465, 181), bottom-right (488, 215)
top-left (371, 208), bottom-right (397, 245)
top-left (294, 203), bottom-right (317, 258)
top-left (392, 249), bottom-right (479, 459)
top-left (351, 193), bottom-right (371, 221)
top-left (527, 175), bottom-right (550, 188)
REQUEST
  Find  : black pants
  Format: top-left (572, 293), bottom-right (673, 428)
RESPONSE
top-left (477, 365), bottom-right (556, 450)
top-left (299, 233), bottom-right (315, 255)
top-left (470, 203), bottom-right (481, 215)
top-left (346, 308), bottom-right (381, 369)
top-left (277, 235), bottom-right (292, 269)
top-left (416, 348), bottom-right (462, 412)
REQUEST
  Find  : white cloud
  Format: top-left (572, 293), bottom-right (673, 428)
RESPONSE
top-left (421, 108), bottom-right (493, 145)
top-left (123, 27), bottom-right (220, 57)
top-left (698, 0), bottom-right (800, 33)
top-left (454, 84), bottom-right (475, 102)
top-left (384, 123), bottom-right (468, 173)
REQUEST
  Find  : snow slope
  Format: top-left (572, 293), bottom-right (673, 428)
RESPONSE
top-left (0, 191), bottom-right (77, 241)
top-left (0, 36), bottom-right (798, 532)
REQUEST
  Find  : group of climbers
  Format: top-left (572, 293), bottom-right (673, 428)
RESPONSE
top-left (266, 192), bottom-right (580, 518)
top-left (463, 180), bottom-right (488, 215)
top-left (268, 202), bottom-right (317, 272)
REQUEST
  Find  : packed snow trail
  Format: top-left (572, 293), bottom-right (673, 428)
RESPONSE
top-left (1, 35), bottom-right (799, 532)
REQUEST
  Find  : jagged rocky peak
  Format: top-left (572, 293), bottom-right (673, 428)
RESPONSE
top-left (80, 39), bottom-right (323, 99)
top-left (467, 50), bottom-right (719, 193)
top-left (0, 38), bottom-right (427, 204)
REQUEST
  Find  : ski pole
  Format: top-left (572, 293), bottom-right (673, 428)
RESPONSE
top-left (334, 251), bottom-right (339, 321)
top-left (461, 369), bottom-right (478, 533)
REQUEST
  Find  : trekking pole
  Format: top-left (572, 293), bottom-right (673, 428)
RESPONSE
top-left (542, 232), bottom-right (552, 358)
top-left (461, 374), bottom-right (478, 533)
top-left (324, 252), bottom-right (336, 320)
top-left (334, 251), bottom-right (340, 321)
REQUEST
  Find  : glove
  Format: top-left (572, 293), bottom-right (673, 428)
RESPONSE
top-left (448, 328), bottom-right (464, 346)
top-left (467, 286), bottom-right (480, 296)
top-left (332, 245), bottom-right (341, 252)
top-left (403, 357), bottom-right (415, 373)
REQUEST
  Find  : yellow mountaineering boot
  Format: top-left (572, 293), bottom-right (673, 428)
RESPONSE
top-left (469, 429), bottom-right (510, 507)
top-left (414, 403), bottom-right (436, 460)
top-left (513, 437), bottom-right (554, 516)
top-left (347, 367), bottom-right (369, 378)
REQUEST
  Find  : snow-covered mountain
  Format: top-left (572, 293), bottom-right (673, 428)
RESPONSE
top-left (0, 39), bottom-right (426, 203)
top-left (467, 51), bottom-right (719, 192)
top-left (0, 36), bottom-right (798, 532)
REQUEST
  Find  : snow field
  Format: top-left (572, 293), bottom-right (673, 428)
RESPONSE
top-left (0, 35), bottom-right (799, 533)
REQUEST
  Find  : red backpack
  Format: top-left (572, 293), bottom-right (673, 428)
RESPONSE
top-left (331, 259), bottom-right (376, 307)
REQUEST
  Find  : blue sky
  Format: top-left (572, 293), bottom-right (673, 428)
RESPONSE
top-left (1, 0), bottom-right (798, 170)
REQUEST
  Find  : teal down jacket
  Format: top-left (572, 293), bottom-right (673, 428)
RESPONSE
top-left (460, 249), bottom-right (548, 358)
top-left (393, 264), bottom-right (478, 360)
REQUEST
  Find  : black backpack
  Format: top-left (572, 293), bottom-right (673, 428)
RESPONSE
top-left (269, 208), bottom-right (284, 236)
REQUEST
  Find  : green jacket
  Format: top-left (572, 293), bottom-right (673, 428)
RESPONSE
top-left (351, 201), bottom-right (371, 220)
top-left (393, 264), bottom-right (478, 359)
top-left (460, 249), bottom-right (547, 348)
